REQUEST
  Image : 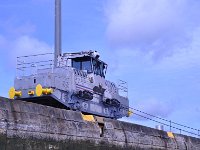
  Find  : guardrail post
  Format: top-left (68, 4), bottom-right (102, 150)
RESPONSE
top-left (179, 129), bottom-right (182, 134)
top-left (170, 120), bottom-right (172, 132)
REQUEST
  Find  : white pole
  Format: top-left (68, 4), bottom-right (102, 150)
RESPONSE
top-left (54, 0), bottom-right (62, 67)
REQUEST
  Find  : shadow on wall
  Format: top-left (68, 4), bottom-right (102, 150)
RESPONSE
top-left (0, 137), bottom-right (145, 150)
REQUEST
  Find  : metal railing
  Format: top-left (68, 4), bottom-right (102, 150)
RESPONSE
top-left (118, 80), bottom-right (128, 98)
top-left (129, 107), bottom-right (200, 138)
top-left (16, 53), bottom-right (54, 77)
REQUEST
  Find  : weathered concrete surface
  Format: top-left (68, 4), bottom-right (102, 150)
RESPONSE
top-left (0, 96), bottom-right (199, 150)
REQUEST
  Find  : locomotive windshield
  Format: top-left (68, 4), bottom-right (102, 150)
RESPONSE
top-left (72, 56), bottom-right (107, 78)
top-left (72, 56), bottom-right (92, 73)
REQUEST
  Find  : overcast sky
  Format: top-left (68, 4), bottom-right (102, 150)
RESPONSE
top-left (0, 0), bottom-right (200, 135)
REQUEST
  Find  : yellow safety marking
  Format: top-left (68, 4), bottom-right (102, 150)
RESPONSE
top-left (9, 87), bottom-right (22, 99)
top-left (28, 90), bottom-right (35, 96)
top-left (36, 84), bottom-right (53, 96)
top-left (167, 132), bottom-right (175, 138)
top-left (81, 114), bottom-right (95, 122)
top-left (128, 110), bottom-right (133, 117)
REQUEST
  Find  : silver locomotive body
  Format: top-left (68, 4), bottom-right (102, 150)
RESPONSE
top-left (11, 51), bottom-right (129, 119)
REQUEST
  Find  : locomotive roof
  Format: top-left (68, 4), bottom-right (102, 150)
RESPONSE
top-left (63, 50), bottom-right (107, 65)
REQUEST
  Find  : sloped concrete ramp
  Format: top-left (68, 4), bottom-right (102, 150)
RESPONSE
top-left (0, 97), bottom-right (199, 150)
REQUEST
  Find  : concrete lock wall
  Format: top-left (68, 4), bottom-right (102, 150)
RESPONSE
top-left (0, 97), bottom-right (199, 150)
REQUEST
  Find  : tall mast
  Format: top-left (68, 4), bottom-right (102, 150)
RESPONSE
top-left (54, 0), bottom-right (62, 67)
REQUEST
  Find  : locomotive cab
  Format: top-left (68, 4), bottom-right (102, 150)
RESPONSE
top-left (62, 51), bottom-right (107, 79)
top-left (71, 56), bottom-right (107, 78)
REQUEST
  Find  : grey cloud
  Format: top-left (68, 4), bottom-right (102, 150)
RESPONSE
top-left (132, 98), bottom-right (174, 121)
top-left (105, 0), bottom-right (200, 59)
top-left (1, 35), bottom-right (52, 70)
top-left (0, 18), bottom-right (36, 38)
